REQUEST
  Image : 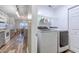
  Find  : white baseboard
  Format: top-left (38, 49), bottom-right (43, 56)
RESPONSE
top-left (69, 46), bottom-right (79, 53)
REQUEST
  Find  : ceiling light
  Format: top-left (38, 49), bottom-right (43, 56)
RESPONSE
top-left (27, 14), bottom-right (32, 19)
top-left (38, 11), bottom-right (41, 15)
top-left (16, 11), bottom-right (20, 17)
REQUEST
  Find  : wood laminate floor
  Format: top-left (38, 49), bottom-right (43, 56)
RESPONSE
top-left (0, 34), bottom-right (27, 53)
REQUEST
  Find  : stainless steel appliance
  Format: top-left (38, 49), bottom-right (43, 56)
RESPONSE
top-left (58, 31), bottom-right (69, 52)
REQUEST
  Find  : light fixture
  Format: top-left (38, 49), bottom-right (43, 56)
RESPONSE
top-left (38, 11), bottom-right (41, 15)
top-left (27, 14), bottom-right (32, 19)
top-left (16, 11), bottom-right (20, 17)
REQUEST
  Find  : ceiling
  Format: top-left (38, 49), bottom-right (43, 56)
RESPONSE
top-left (37, 5), bottom-right (65, 10)
top-left (0, 5), bottom-right (31, 19)
top-left (16, 5), bottom-right (31, 16)
top-left (0, 5), bottom-right (17, 18)
top-left (0, 5), bottom-right (65, 19)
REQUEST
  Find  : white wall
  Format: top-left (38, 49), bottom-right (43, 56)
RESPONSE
top-left (53, 5), bottom-right (74, 30)
top-left (37, 6), bottom-right (54, 18)
top-left (7, 17), bottom-right (16, 29)
top-left (31, 5), bottom-right (38, 53)
top-left (37, 5), bottom-right (57, 27)
top-left (37, 5), bottom-right (74, 29)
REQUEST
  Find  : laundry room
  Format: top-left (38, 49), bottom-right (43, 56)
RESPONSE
top-left (31, 5), bottom-right (79, 53)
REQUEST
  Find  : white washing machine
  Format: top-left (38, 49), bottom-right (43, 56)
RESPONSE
top-left (5, 29), bottom-right (10, 43)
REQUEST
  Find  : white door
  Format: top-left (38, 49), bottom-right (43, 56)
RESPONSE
top-left (69, 6), bottom-right (79, 52)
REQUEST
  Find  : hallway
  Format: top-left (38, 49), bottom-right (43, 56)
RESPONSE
top-left (0, 33), bottom-right (27, 53)
top-left (0, 5), bottom-right (32, 53)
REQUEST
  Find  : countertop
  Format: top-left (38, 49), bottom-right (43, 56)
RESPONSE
top-left (38, 28), bottom-right (68, 32)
